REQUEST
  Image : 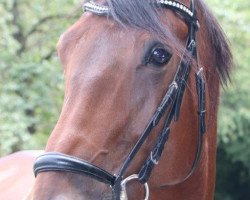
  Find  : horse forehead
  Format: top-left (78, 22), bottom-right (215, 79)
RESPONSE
top-left (57, 14), bottom-right (139, 53)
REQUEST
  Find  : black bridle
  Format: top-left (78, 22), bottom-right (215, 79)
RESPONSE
top-left (34, 0), bottom-right (206, 199)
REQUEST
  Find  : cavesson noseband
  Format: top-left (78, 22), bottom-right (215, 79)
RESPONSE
top-left (34, 1), bottom-right (206, 199)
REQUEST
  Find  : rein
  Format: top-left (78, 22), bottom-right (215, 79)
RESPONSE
top-left (33, 1), bottom-right (206, 199)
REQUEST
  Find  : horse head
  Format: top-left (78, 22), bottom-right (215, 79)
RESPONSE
top-left (29, 0), bottom-right (232, 199)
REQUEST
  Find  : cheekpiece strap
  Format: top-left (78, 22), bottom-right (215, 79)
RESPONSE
top-left (196, 68), bottom-right (206, 134)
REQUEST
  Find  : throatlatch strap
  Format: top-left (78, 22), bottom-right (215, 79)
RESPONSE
top-left (196, 70), bottom-right (206, 134)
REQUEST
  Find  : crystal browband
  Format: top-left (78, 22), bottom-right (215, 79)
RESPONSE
top-left (84, 1), bottom-right (109, 15)
top-left (83, 0), bottom-right (195, 18)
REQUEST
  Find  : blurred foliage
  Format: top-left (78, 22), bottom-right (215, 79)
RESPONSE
top-left (0, 0), bottom-right (249, 199)
top-left (0, 0), bottom-right (80, 154)
top-left (207, 0), bottom-right (250, 199)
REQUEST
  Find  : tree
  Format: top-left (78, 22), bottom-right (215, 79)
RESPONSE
top-left (0, 0), bottom-right (80, 155)
top-left (207, 0), bottom-right (250, 199)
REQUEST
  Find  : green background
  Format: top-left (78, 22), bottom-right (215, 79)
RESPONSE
top-left (0, 0), bottom-right (249, 199)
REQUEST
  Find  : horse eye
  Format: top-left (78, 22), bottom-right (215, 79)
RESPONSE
top-left (148, 47), bottom-right (172, 67)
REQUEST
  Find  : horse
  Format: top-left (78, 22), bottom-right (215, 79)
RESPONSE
top-left (11, 0), bottom-right (232, 199)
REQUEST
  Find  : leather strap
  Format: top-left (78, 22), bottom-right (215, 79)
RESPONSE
top-left (34, 153), bottom-right (116, 185)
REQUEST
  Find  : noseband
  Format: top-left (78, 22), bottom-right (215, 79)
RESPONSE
top-left (34, 0), bottom-right (206, 199)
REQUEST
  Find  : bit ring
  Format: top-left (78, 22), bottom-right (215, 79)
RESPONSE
top-left (120, 174), bottom-right (149, 200)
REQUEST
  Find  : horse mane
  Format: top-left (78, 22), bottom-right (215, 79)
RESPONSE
top-left (107, 0), bottom-right (233, 84)
top-left (197, 0), bottom-right (233, 84)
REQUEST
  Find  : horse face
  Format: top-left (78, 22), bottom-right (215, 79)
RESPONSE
top-left (30, 10), bottom-right (189, 200)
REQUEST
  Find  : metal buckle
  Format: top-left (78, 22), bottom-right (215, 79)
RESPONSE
top-left (197, 67), bottom-right (204, 76)
top-left (120, 174), bottom-right (149, 200)
top-left (150, 152), bottom-right (159, 165)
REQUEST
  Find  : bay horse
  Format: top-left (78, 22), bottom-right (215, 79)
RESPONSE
top-left (16, 0), bottom-right (232, 199)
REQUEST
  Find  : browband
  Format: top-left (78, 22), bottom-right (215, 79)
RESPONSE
top-left (84, 0), bottom-right (194, 18)
top-left (83, 0), bottom-right (199, 28)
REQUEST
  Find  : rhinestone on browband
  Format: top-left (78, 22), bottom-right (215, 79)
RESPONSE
top-left (156, 0), bottom-right (194, 17)
top-left (84, 1), bottom-right (109, 15)
top-left (83, 0), bottom-right (194, 18)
